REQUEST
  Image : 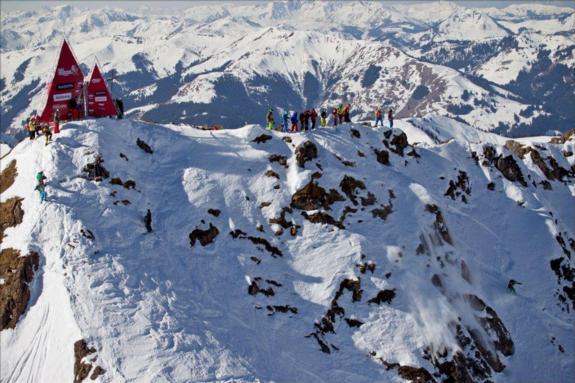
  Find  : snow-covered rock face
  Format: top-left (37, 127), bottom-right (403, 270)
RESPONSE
top-left (1, 2), bottom-right (574, 144)
top-left (1, 118), bottom-right (573, 382)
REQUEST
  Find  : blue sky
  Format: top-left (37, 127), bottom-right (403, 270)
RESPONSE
top-left (2, 0), bottom-right (574, 12)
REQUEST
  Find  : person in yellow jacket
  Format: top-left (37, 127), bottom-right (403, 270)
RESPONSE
top-left (28, 116), bottom-right (37, 140)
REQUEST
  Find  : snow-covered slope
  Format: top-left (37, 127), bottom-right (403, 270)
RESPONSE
top-left (434, 9), bottom-right (509, 42)
top-left (1, 118), bottom-right (574, 382)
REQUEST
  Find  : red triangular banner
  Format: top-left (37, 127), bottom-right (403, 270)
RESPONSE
top-left (39, 40), bottom-right (85, 122)
top-left (86, 63), bottom-right (117, 118)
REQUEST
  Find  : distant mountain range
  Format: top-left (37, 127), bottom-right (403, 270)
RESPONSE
top-left (1, 1), bottom-right (573, 143)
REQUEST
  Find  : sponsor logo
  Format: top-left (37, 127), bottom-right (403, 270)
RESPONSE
top-left (91, 78), bottom-right (101, 84)
top-left (95, 96), bottom-right (107, 102)
top-left (57, 82), bottom-right (74, 90)
top-left (53, 93), bottom-right (72, 102)
top-left (57, 65), bottom-right (79, 77)
top-left (95, 91), bottom-right (107, 96)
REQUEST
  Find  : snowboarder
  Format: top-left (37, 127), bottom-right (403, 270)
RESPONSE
top-left (52, 110), bottom-right (60, 134)
top-left (508, 279), bottom-right (522, 294)
top-left (388, 109), bottom-right (394, 129)
top-left (320, 109), bottom-right (327, 127)
top-left (35, 183), bottom-right (47, 202)
top-left (282, 111), bottom-right (289, 132)
top-left (375, 107), bottom-right (383, 127)
top-left (310, 109), bottom-right (318, 130)
top-left (332, 108), bottom-right (338, 126)
top-left (41, 123), bottom-right (52, 145)
top-left (144, 209), bottom-right (152, 232)
top-left (266, 109), bottom-right (274, 130)
top-left (299, 111), bottom-right (306, 131)
top-left (290, 111), bottom-right (298, 132)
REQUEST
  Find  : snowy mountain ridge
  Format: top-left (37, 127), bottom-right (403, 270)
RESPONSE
top-left (1, 1), bottom-right (574, 143)
top-left (1, 116), bottom-right (574, 382)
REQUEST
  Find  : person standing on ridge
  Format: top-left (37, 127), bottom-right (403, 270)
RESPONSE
top-left (41, 123), bottom-right (52, 146)
top-left (282, 110), bottom-right (289, 132)
top-left (304, 110), bottom-right (311, 131)
top-left (266, 108), bottom-right (274, 130)
top-left (344, 104), bottom-right (351, 123)
top-left (375, 107), bottom-right (383, 127)
top-left (320, 109), bottom-right (327, 127)
top-left (388, 109), bottom-right (394, 129)
top-left (28, 116), bottom-right (37, 140)
top-left (337, 104), bottom-right (345, 124)
top-left (35, 172), bottom-right (47, 202)
top-left (310, 108), bottom-right (318, 130)
top-left (290, 111), bottom-right (298, 132)
top-left (332, 108), bottom-right (338, 126)
top-left (299, 111), bottom-right (306, 131)
top-left (53, 110), bottom-right (60, 134)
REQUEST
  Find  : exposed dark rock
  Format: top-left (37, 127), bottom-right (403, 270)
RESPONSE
top-left (487, 182), bottom-right (495, 191)
top-left (74, 339), bottom-right (96, 383)
top-left (189, 223), bottom-right (219, 247)
top-left (248, 280), bottom-right (274, 297)
top-left (371, 205), bottom-right (392, 221)
top-left (268, 154), bottom-right (288, 167)
top-left (82, 155), bottom-right (109, 181)
top-left (119, 153), bottom-right (129, 161)
top-left (482, 144), bottom-right (497, 163)
top-left (266, 305), bottom-right (297, 314)
top-left (136, 137), bottom-right (153, 154)
top-left (350, 129), bottom-right (361, 138)
top-left (397, 365), bottom-right (435, 383)
top-left (90, 366), bottom-right (106, 380)
top-left (311, 171), bottom-right (322, 179)
top-left (368, 289), bottom-right (396, 305)
top-left (0, 249), bottom-right (39, 330)
top-left (110, 177), bottom-right (123, 186)
top-left (207, 208), bottom-right (221, 217)
top-left (80, 229), bottom-right (95, 241)
top-left (302, 211), bottom-right (344, 229)
top-left (229, 230), bottom-right (283, 257)
top-left (123, 180), bottom-right (136, 189)
top-left (425, 204), bottom-right (453, 245)
top-left (495, 155), bottom-right (527, 187)
top-left (0, 159), bottom-right (17, 194)
top-left (345, 318), bottom-right (364, 328)
top-left (357, 262), bottom-right (376, 274)
top-left (361, 192), bottom-right (377, 206)
top-left (260, 201), bottom-right (272, 208)
top-left (295, 141), bottom-right (318, 168)
top-left (282, 136), bottom-right (292, 143)
top-left (0, 197), bottom-right (24, 243)
top-left (265, 170), bottom-right (279, 179)
top-left (339, 175), bottom-right (366, 205)
top-left (252, 134), bottom-right (272, 144)
top-left (357, 150), bottom-right (365, 157)
top-left (291, 182), bottom-right (344, 211)
top-left (386, 131), bottom-right (409, 156)
top-left (444, 171), bottom-right (470, 203)
top-left (549, 128), bottom-right (575, 144)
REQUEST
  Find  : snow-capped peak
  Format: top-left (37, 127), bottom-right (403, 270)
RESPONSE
top-left (435, 8), bottom-right (509, 41)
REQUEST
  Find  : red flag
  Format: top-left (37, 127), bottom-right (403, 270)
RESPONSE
top-left (39, 40), bottom-right (84, 122)
top-left (86, 63), bottom-right (117, 118)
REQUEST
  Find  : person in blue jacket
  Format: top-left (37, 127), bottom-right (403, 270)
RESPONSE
top-left (290, 111), bottom-right (298, 132)
top-left (282, 111), bottom-right (289, 132)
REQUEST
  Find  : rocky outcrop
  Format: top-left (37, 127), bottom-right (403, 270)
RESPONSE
top-left (339, 175), bottom-right (365, 205)
top-left (0, 249), bottom-right (39, 330)
top-left (0, 197), bottom-right (24, 242)
top-left (252, 134), bottom-right (272, 144)
top-left (295, 141), bottom-right (318, 168)
top-left (73, 339), bottom-right (105, 383)
top-left (302, 211), bottom-right (344, 229)
top-left (291, 182), bottom-right (344, 211)
top-left (374, 149), bottom-right (390, 165)
top-left (189, 223), bottom-right (219, 247)
top-left (268, 154), bottom-right (288, 167)
top-left (82, 154), bottom-right (109, 181)
top-left (0, 159), bottom-right (17, 194)
top-left (425, 204), bottom-right (452, 246)
top-left (230, 229), bottom-right (283, 257)
top-left (136, 137), bottom-right (153, 154)
top-left (496, 155), bottom-right (527, 187)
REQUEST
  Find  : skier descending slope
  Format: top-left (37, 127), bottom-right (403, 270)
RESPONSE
top-left (144, 209), bottom-right (152, 233)
top-left (266, 109), bottom-right (274, 130)
top-left (282, 111), bottom-right (289, 132)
